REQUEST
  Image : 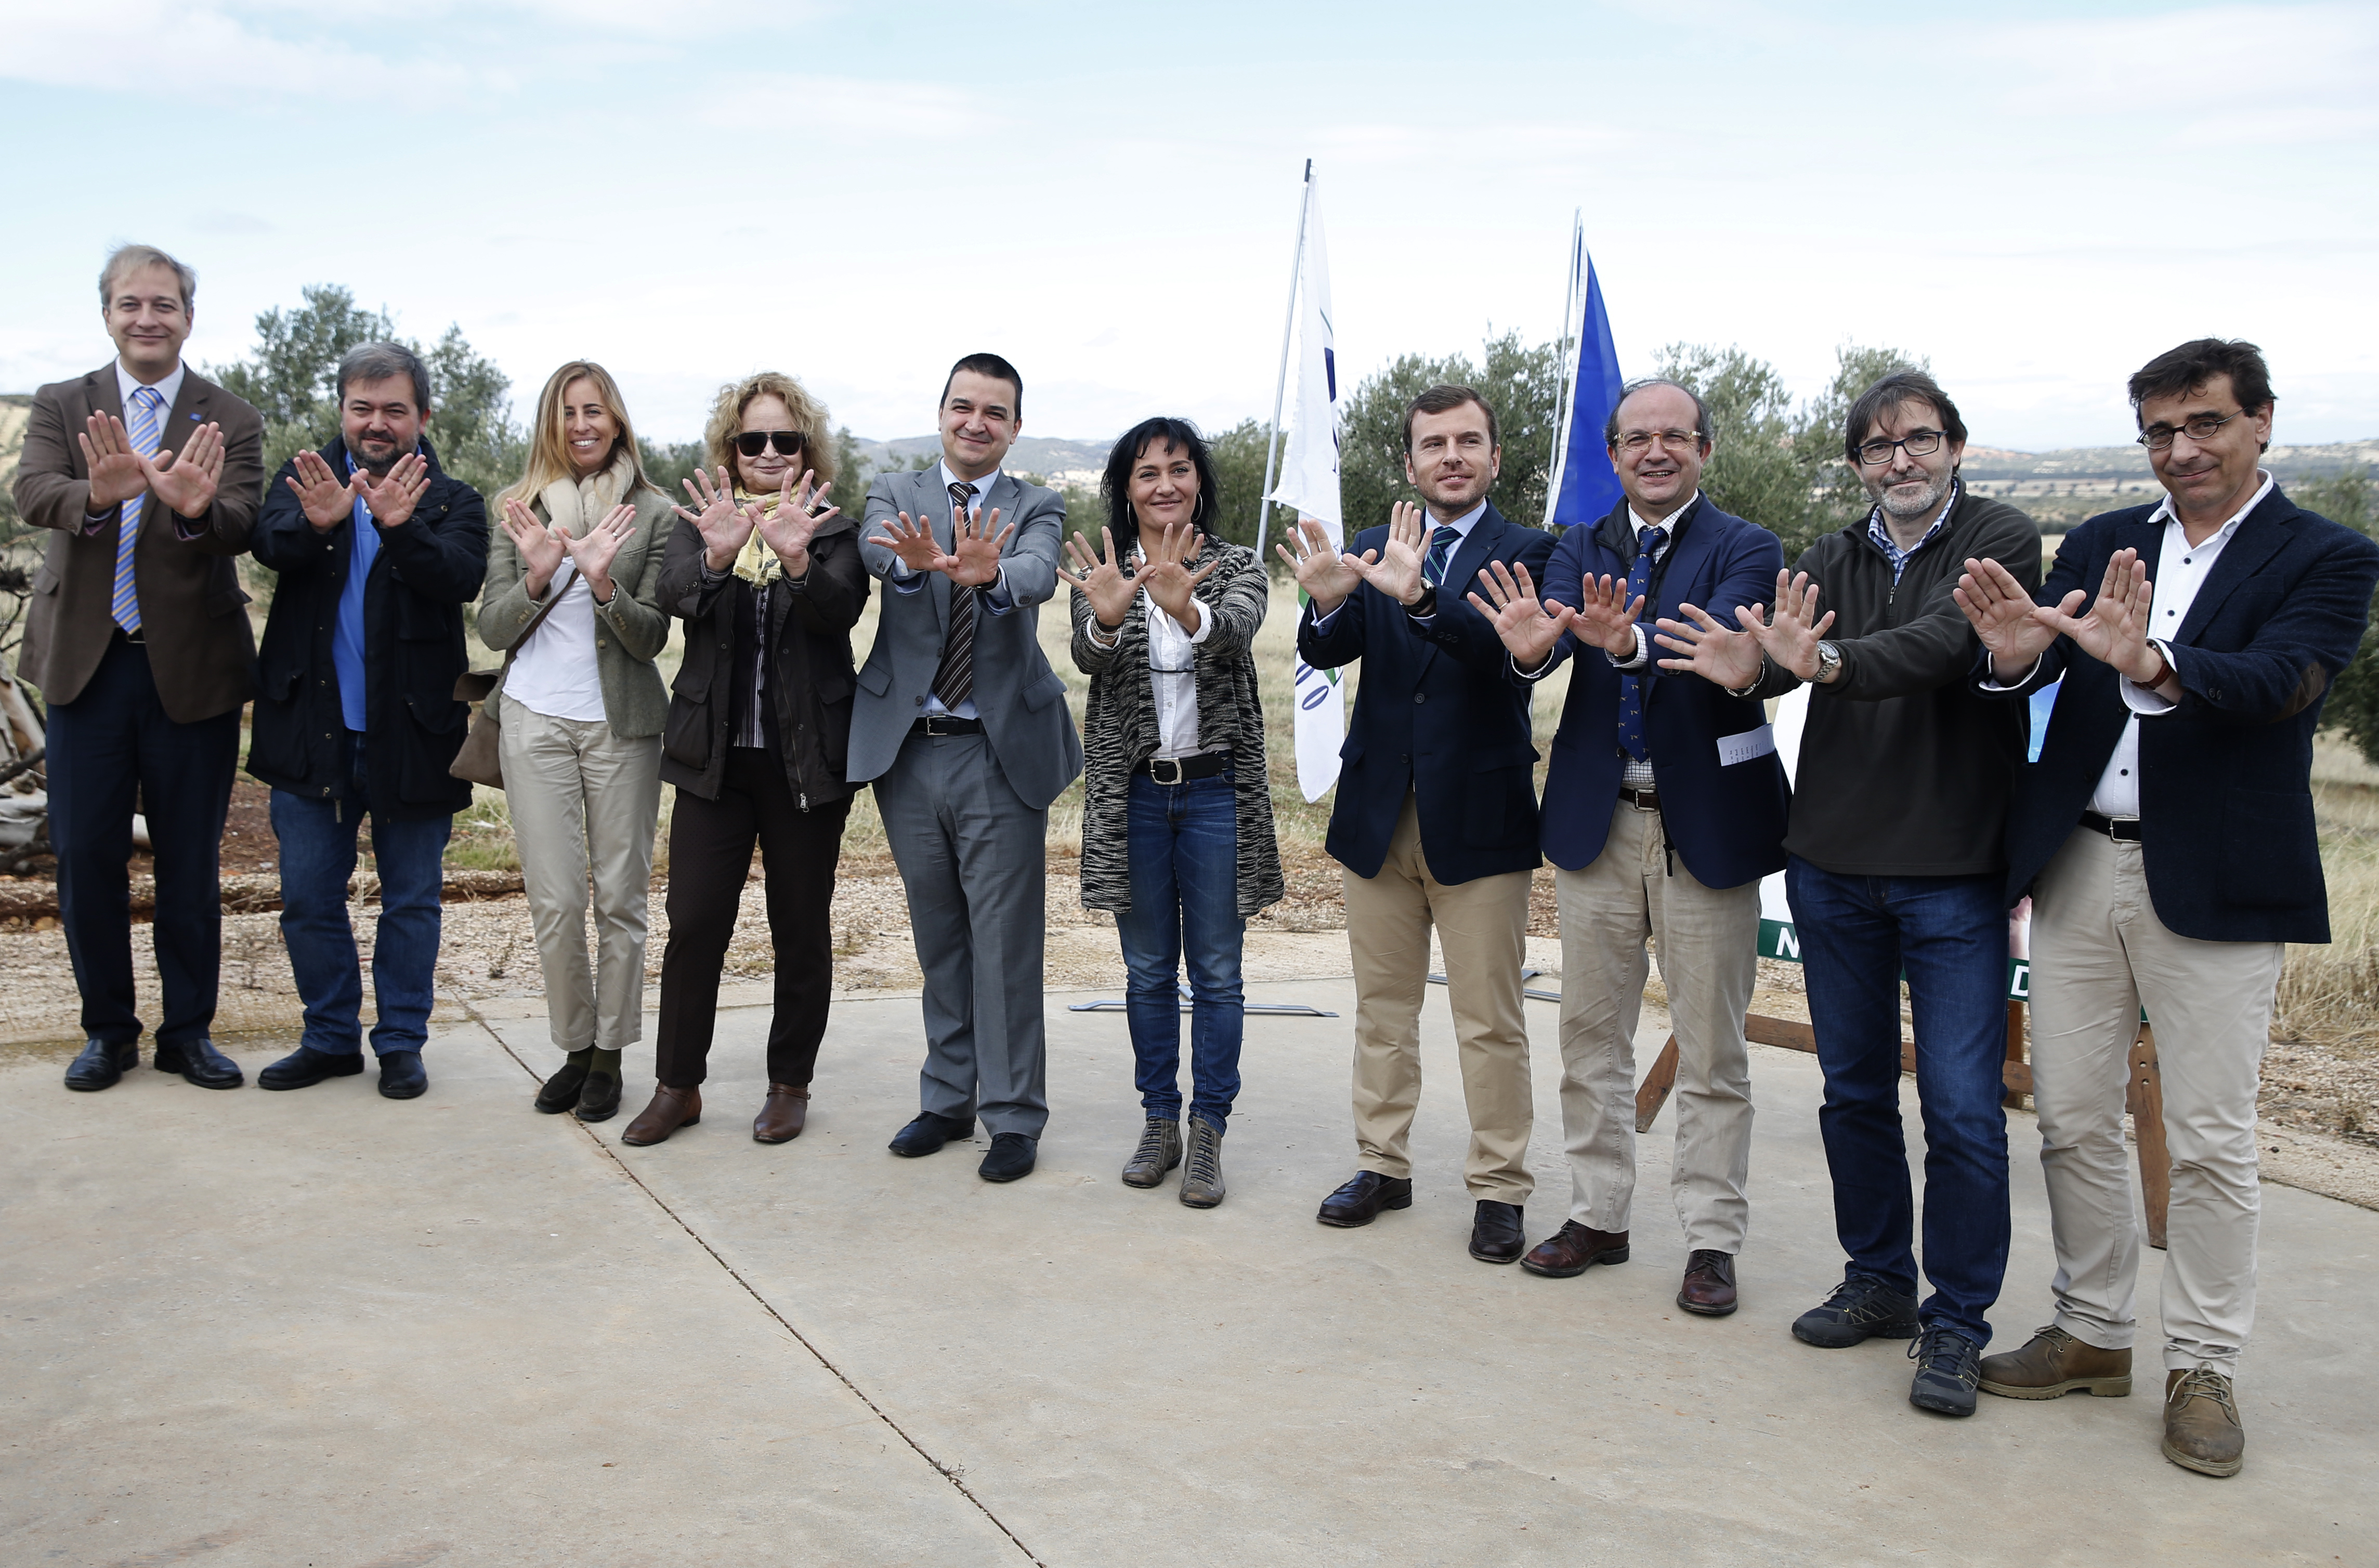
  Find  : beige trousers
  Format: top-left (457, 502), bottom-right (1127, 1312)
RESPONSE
top-left (2028, 828), bottom-right (2280, 1376)
top-left (1554, 801), bottom-right (1758, 1252)
top-left (499, 705), bottom-right (663, 1054)
top-left (1343, 792), bottom-right (1535, 1200)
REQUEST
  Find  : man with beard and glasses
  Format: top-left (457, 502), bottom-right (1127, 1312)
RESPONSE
top-left (243, 343), bottom-right (488, 1102)
top-left (1655, 369), bottom-right (2040, 1416)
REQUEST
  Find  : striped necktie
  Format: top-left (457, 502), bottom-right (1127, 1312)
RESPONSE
top-left (1422, 524), bottom-right (1460, 588)
top-left (930, 481), bottom-right (981, 710)
top-left (112, 385), bottom-right (165, 634)
top-left (1616, 526), bottom-right (1663, 762)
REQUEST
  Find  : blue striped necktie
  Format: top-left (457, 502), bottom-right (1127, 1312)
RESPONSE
top-left (1422, 524), bottom-right (1460, 588)
top-left (1616, 526), bottom-right (1662, 762)
top-left (111, 385), bottom-right (165, 634)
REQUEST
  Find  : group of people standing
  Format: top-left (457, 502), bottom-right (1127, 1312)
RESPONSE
top-left (18, 244), bottom-right (2373, 1483)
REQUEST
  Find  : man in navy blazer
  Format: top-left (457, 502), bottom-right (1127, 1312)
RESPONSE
top-left (1956, 339), bottom-right (2379, 1479)
top-left (1470, 378), bottom-right (1786, 1317)
top-left (1280, 385), bottom-right (1555, 1264)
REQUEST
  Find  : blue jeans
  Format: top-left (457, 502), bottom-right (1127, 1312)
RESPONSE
top-left (1113, 768), bottom-right (1245, 1129)
top-left (270, 733), bottom-right (452, 1057)
top-left (1785, 855), bottom-right (2011, 1346)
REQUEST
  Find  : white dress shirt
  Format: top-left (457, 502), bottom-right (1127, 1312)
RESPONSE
top-left (1087, 570), bottom-right (1215, 758)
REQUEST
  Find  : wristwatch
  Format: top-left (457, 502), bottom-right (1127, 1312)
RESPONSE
top-left (1814, 641), bottom-right (1844, 684)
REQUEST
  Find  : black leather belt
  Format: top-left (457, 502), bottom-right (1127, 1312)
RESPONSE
top-left (2080, 809), bottom-right (2141, 841)
top-left (1137, 752), bottom-right (1231, 783)
top-left (112, 625), bottom-right (146, 646)
top-left (1620, 788), bottom-right (1661, 811)
top-left (911, 715), bottom-right (982, 736)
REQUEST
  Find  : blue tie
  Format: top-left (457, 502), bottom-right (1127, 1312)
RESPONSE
top-left (1422, 524), bottom-right (1460, 588)
top-left (1616, 526), bottom-right (1662, 762)
top-left (112, 385), bottom-right (164, 633)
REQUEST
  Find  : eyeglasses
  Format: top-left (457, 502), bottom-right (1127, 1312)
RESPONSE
top-left (1855, 429), bottom-right (1946, 466)
top-left (734, 429), bottom-right (805, 458)
top-left (2136, 410), bottom-right (2240, 451)
top-left (1613, 428), bottom-right (1704, 454)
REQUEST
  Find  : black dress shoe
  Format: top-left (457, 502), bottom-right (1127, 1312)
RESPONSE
top-left (978, 1132), bottom-right (1037, 1183)
top-left (575, 1073), bottom-right (622, 1123)
top-left (1316, 1171), bottom-right (1414, 1228)
top-left (155, 1037), bottom-right (243, 1090)
top-left (64, 1038), bottom-right (138, 1092)
top-left (1469, 1199), bottom-right (1527, 1264)
top-left (377, 1051), bottom-right (427, 1100)
top-left (258, 1046), bottom-right (367, 1091)
top-left (534, 1061), bottom-right (589, 1114)
top-left (888, 1110), bottom-right (975, 1158)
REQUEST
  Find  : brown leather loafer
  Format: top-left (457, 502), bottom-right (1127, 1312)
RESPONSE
top-left (1520, 1220), bottom-right (1631, 1277)
top-left (1677, 1248), bottom-right (1738, 1316)
top-left (621, 1084), bottom-right (702, 1146)
top-left (2163, 1368), bottom-right (2244, 1477)
top-left (754, 1083), bottom-right (809, 1144)
top-left (1978, 1325), bottom-right (2132, 1399)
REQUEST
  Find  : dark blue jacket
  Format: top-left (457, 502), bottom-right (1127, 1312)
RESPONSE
top-left (1298, 502), bottom-right (1556, 884)
top-left (1528, 495), bottom-right (1788, 888)
top-left (1984, 485), bottom-right (2378, 943)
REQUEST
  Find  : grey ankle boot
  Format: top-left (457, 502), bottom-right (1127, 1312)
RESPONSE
top-left (1121, 1117), bottom-right (1182, 1188)
top-left (1180, 1115), bottom-right (1225, 1208)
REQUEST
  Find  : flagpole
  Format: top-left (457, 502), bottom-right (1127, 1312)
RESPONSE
top-left (1542, 210), bottom-right (1584, 530)
top-left (1253, 159), bottom-right (1313, 561)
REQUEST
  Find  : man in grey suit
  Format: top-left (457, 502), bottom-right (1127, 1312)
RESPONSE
top-left (855, 352), bottom-right (1083, 1183)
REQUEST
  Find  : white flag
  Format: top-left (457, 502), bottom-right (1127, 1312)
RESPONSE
top-left (1265, 176), bottom-right (1345, 803)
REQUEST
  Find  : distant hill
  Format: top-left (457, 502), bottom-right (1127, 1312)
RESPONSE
top-left (1959, 436), bottom-right (2374, 525)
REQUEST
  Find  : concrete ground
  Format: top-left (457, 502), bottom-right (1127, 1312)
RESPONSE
top-left (5, 977), bottom-right (2375, 1567)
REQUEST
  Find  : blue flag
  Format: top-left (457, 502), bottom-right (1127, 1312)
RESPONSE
top-left (1548, 248), bottom-right (1624, 529)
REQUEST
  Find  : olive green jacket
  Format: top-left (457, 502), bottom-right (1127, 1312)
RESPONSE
top-left (475, 485), bottom-right (673, 738)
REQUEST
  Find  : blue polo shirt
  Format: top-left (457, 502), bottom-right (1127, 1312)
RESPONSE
top-left (333, 452), bottom-right (385, 732)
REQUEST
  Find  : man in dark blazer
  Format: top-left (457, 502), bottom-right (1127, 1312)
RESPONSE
top-left (243, 343), bottom-right (487, 1101)
top-left (1468, 377), bottom-right (1786, 1315)
top-left (1955, 339), bottom-right (2379, 1479)
top-left (11, 245), bottom-right (264, 1094)
top-left (854, 353), bottom-right (1081, 1185)
top-left (1281, 385), bottom-right (1556, 1263)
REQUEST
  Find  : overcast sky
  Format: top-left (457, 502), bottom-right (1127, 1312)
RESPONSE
top-left (3, 1), bottom-right (2373, 454)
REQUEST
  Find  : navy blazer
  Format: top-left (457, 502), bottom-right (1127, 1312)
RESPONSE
top-left (1298, 502), bottom-right (1556, 884)
top-left (1528, 495), bottom-right (1789, 887)
top-left (1984, 485), bottom-right (2379, 943)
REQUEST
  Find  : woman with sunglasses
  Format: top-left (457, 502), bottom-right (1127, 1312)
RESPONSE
top-left (619, 371), bottom-right (866, 1149)
top-left (481, 360), bottom-right (675, 1125)
top-left (1057, 416), bottom-right (1282, 1208)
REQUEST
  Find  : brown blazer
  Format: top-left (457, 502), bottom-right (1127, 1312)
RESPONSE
top-left (11, 362), bottom-right (265, 722)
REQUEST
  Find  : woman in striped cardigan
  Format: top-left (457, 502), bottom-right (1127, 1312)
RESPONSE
top-left (1058, 417), bottom-right (1284, 1209)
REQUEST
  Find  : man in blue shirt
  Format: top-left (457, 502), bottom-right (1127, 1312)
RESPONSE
top-left (244, 343), bottom-right (487, 1100)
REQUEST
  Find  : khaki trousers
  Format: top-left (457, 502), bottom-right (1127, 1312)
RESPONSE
top-left (2028, 828), bottom-right (2280, 1376)
top-left (1343, 792), bottom-right (1535, 1200)
top-left (499, 706), bottom-right (663, 1054)
top-left (1555, 801), bottom-right (1758, 1252)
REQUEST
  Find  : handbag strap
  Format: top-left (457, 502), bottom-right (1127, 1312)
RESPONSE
top-left (503, 569), bottom-right (574, 664)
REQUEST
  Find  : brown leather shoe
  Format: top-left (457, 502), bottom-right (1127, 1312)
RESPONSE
top-left (1977, 1325), bottom-right (2133, 1399)
top-left (1677, 1249), bottom-right (1738, 1316)
top-left (1520, 1220), bottom-right (1630, 1277)
top-left (2163, 1368), bottom-right (2244, 1478)
top-left (621, 1084), bottom-right (702, 1146)
top-left (753, 1083), bottom-right (809, 1144)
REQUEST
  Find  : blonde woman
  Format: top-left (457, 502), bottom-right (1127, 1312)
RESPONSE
top-left (621, 371), bottom-right (865, 1148)
top-left (479, 360), bottom-right (674, 1123)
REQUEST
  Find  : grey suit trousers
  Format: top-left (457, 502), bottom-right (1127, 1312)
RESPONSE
top-left (873, 731), bottom-right (1050, 1138)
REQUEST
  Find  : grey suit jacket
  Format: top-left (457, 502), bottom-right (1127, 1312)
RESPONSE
top-left (852, 465), bottom-right (1083, 808)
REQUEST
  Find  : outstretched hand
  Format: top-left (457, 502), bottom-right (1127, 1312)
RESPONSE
top-left (356, 451), bottom-right (430, 531)
top-left (1343, 501), bottom-right (1430, 607)
top-left (677, 465), bottom-right (755, 570)
top-left (1465, 559), bottom-right (1569, 670)
top-left (2035, 548), bottom-right (2158, 683)
top-left (286, 448), bottom-right (358, 531)
top-left (1954, 555), bottom-right (2061, 683)
top-left (559, 504), bottom-right (638, 601)
top-left (1566, 572), bottom-right (1646, 659)
top-left (500, 498), bottom-right (569, 597)
top-left (1274, 515), bottom-right (1358, 615)
top-left (1740, 569), bottom-right (1834, 682)
top-left (1653, 602), bottom-right (1766, 691)
top-left (1136, 520), bottom-right (1217, 628)
top-left (1056, 526), bottom-right (1136, 629)
top-left (751, 469), bottom-right (837, 576)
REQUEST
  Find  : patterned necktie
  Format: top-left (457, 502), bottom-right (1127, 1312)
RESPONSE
top-left (1421, 524), bottom-right (1461, 589)
top-left (929, 481), bottom-right (982, 710)
top-left (111, 385), bottom-right (165, 633)
top-left (1616, 525), bottom-right (1663, 762)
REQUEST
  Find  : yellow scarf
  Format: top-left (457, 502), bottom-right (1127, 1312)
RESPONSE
top-left (731, 489), bottom-right (790, 585)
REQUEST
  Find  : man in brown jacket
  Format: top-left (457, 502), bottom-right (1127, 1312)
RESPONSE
top-left (11, 244), bottom-right (265, 1093)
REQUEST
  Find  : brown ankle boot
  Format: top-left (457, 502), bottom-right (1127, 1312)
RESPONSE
top-left (753, 1083), bottom-right (809, 1144)
top-left (1978, 1325), bottom-right (2132, 1399)
top-left (621, 1084), bottom-right (702, 1146)
top-left (2163, 1368), bottom-right (2244, 1477)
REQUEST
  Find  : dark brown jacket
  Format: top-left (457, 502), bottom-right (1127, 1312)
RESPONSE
top-left (11, 362), bottom-right (265, 720)
top-left (656, 513), bottom-right (867, 809)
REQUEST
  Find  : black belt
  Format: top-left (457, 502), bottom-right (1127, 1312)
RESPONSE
top-left (1620, 787), bottom-right (1661, 811)
top-left (1137, 752), bottom-right (1231, 784)
top-left (911, 715), bottom-right (982, 736)
top-left (112, 625), bottom-right (146, 646)
top-left (2080, 810), bottom-right (2141, 842)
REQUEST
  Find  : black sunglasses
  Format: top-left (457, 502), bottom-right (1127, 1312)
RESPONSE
top-left (734, 429), bottom-right (805, 458)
